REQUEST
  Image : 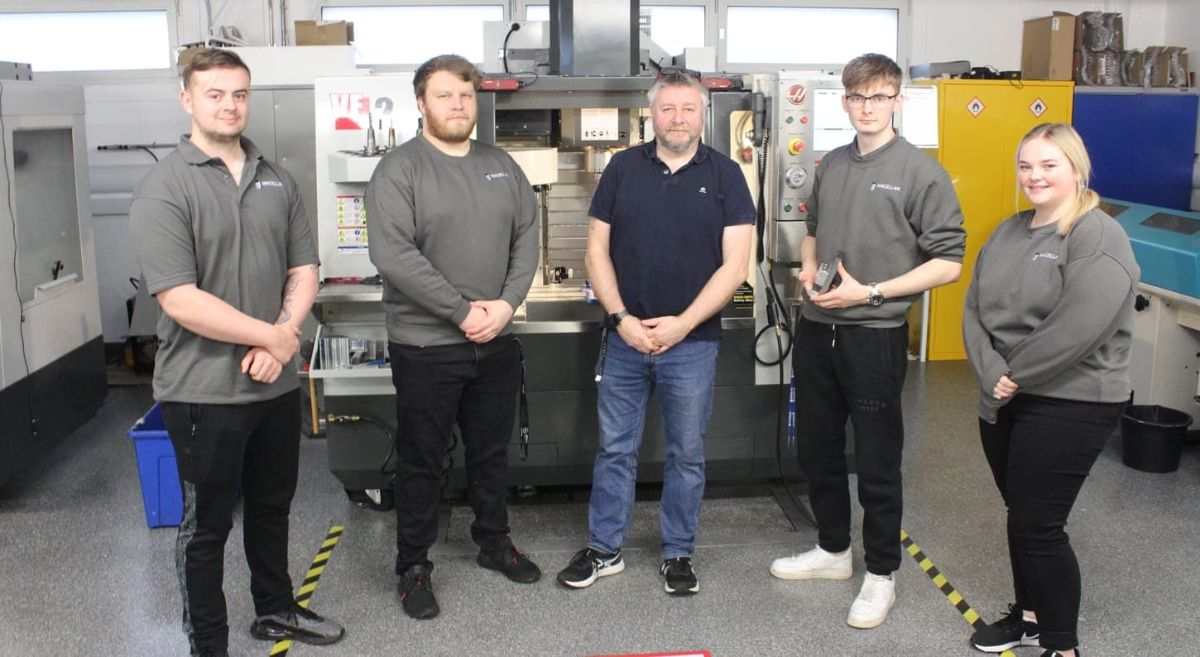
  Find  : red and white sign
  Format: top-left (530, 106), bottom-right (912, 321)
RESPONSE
top-left (590, 652), bottom-right (712, 657)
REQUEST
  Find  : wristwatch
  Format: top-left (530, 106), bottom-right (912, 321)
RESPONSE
top-left (867, 283), bottom-right (885, 307)
top-left (610, 309), bottom-right (631, 325)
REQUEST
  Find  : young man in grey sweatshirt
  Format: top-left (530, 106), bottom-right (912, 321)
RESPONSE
top-left (365, 54), bottom-right (541, 621)
top-left (768, 53), bottom-right (966, 630)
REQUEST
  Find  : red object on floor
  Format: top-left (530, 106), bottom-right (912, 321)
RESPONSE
top-left (589, 652), bottom-right (712, 657)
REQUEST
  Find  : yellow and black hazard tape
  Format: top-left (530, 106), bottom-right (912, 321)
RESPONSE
top-left (900, 529), bottom-right (1017, 657)
top-left (269, 525), bottom-right (344, 657)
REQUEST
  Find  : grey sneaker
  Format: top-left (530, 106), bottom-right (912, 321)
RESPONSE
top-left (250, 602), bottom-right (345, 645)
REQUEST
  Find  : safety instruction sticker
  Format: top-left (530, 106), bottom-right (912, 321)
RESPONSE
top-left (966, 97), bottom-right (985, 117)
top-left (581, 108), bottom-right (620, 141)
top-left (1030, 97), bottom-right (1047, 117)
top-left (336, 195), bottom-right (368, 254)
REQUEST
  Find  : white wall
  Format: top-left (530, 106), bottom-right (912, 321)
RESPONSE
top-left (911, 0), bottom-right (1167, 73)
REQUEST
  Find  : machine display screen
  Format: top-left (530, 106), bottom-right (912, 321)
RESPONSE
top-left (812, 88), bottom-right (857, 152)
top-left (1141, 212), bottom-right (1200, 236)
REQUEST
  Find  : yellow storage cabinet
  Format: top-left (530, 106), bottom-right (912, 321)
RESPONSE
top-left (923, 80), bottom-right (1073, 361)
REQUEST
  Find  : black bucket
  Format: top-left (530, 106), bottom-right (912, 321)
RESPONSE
top-left (1121, 405), bottom-right (1193, 473)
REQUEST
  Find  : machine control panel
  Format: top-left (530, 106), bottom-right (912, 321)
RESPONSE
top-left (769, 73), bottom-right (845, 264)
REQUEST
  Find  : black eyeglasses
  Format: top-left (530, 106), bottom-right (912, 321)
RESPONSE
top-left (845, 93), bottom-right (899, 107)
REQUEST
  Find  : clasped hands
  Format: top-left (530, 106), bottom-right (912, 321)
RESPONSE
top-left (993, 373), bottom-right (1018, 401)
top-left (242, 323), bottom-right (301, 384)
top-left (615, 314), bottom-right (693, 355)
top-left (459, 299), bottom-right (514, 344)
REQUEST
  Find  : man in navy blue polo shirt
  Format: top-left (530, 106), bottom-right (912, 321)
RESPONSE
top-left (556, 70), bottom-right (755, 596)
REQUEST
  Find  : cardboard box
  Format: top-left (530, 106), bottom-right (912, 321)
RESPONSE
top-left (1022, 12), bottom-right (1076, 81)
top-left (1121, 50), bottom-right (1146, 86)
top-left (295, 20), bottom-right (354, 46)
top-left (1153, 48), bottom-right (1188, 87)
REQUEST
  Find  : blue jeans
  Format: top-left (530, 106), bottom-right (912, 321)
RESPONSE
top-left (586, 332), bottom-right (719, 559)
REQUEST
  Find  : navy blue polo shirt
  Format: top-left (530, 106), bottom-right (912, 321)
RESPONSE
top-left (589, 140), bottom-right (756, 341)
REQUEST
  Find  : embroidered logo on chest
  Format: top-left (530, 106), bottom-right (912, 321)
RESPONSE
top-left (870, 182), bottom-right (902, 193)
top-left (1031, 252), bottom-right (1059, 262)
top-left (698, 186), bottom-right (707, 194)
top-left (485, 172), bottom-right (509, 182)
top-left (255, 180), bottom-right (284, 189)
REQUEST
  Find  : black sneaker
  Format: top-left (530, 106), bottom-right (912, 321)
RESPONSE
top-left (1040, 651), bottom-right (1078, 657)
top-left (397, 564), bottom-right (440, 620)
top-left (660, 556), bottom-right (699, 595)
top-left (556, 547), bottom-right (624, 589)
top-left (970, 604), bottom-right (1039, 652)
top-left (192, 650), bottom-right (228, 657)
top-left (249, 602), bottom-right (345, 645)
top-left (478, 544), bottom-right (542, 584)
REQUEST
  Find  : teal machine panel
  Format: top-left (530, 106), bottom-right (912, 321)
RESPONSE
top-left (1104, 198), bottom-right (1200, 298)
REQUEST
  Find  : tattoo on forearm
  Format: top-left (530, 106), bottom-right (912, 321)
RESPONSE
top-left (275, 273), bottom-right (302, 324)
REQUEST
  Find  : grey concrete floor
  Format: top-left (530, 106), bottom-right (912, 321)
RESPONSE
top-left (1, 361), bottom-right (1197, 656)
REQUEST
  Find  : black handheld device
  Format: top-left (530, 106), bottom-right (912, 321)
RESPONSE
top-left (811, 255), bottom-right (842, 294)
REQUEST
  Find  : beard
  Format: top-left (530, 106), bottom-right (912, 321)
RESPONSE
top-left (659, 127), bottom-right (699, 154)
top-left (425, 113), bottom-right (475, 143)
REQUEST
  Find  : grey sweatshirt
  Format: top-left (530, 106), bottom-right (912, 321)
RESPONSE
top-left (963, 208), bottom-right (1140, 421)
top-left (803, 135), bottom-right (966, 327)
top-left (366, 136), bottom-right (539, 346)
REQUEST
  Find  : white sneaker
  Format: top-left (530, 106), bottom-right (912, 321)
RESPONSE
top-left (769, 545), bottom-right (852, 581)
top-left (846, 572), bottom-right (896, 629)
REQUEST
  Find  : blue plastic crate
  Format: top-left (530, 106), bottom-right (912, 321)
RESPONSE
top-left (128, 404), bottom-right (183, 528)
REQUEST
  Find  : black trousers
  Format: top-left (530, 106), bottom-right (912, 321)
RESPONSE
top-left (161, 390), bottom-right (300, 653)
top-left (979, 394), bottom-right (1123, 651)
top-left (792, 318), bottom-right (908, 575)
top-left (388, 336), bottom-right (520, 574)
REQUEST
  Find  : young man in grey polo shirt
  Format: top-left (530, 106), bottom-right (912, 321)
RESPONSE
top-left (365, 54), bottom-right (541, 621)
top-left (130, 49), bottom-right (343, 657)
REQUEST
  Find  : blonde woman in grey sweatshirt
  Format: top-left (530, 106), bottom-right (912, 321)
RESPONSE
top-left (962, 123), bottom-right (1139, 657)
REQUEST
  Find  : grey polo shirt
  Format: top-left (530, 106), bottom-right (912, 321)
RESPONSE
top-left (129, 135), bottom-right (318, 404)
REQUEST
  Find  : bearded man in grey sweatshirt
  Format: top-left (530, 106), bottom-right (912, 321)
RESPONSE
top-left (365, 54), bottom-right (541, 621)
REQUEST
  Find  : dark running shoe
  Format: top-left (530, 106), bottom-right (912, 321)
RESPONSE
top-left (397, 564), bottom-right (440, 620)
top-left (478, 544), bottom-right (542, 584)
top-left (1040, 651), bottom-right (1079, 657)
top-left (249, 602), bottom-right (345, 645)
top-left (556, 547), bottom-right (624, 589)
top-left (192, 650), bottom-right (228, 657)
top-left (971, 604), bottom-right (1040, 652)
top-left (660, 556), bottom-right (699, 595)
